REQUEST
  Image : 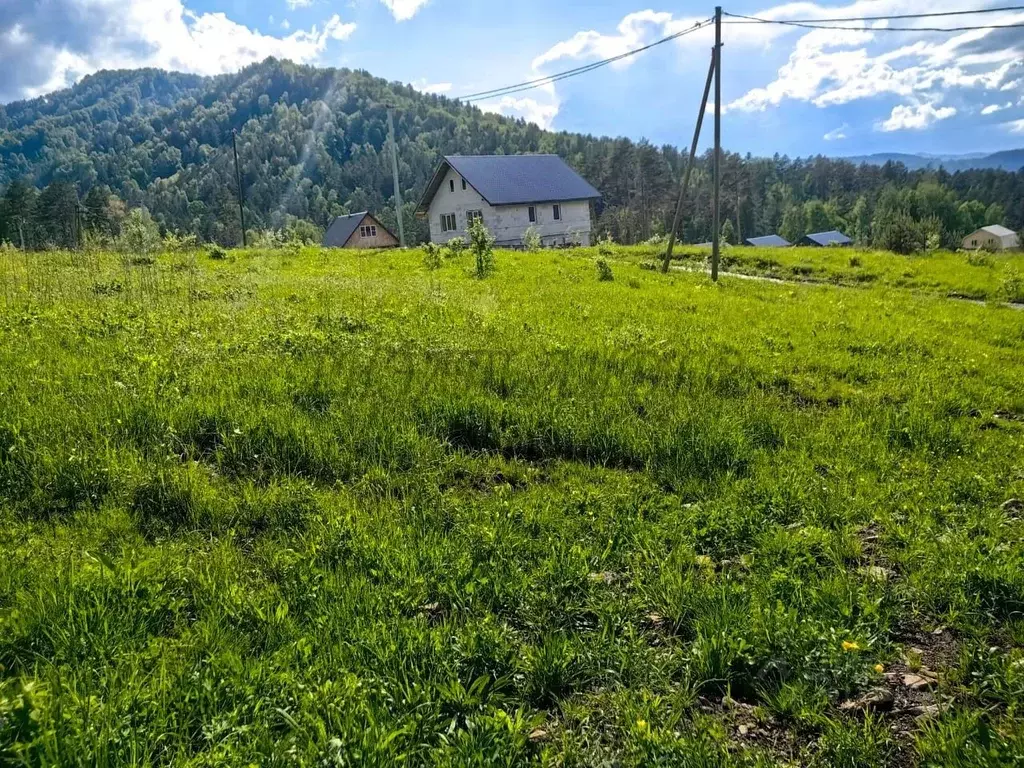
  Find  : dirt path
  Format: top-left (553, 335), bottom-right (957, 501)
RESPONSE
top-left (669, 264), bottom-right (1024, 311)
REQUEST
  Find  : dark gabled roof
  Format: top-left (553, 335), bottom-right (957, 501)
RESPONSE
top-left (323, 212), bottom-right (368, 247)
top-left (745, 234), bottom-right (791, 247)
top-left (417, 154), bottom-right (601, 212)
top-left (802, 230), bottom-right (852, 246)
top-left (322, 212), bottom-right (397, 247)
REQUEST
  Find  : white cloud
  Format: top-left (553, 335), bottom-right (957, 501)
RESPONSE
top-left (877, 102), bottom-right (956, 131)
top-left (981, 102), bottom-right (1011, 115)
top-left (1005, 118), bottom-right (1024, 134)
top-left (480, 96), bottom-right (560, 130)
top-left (282, 19), bottom-right (291, 30)
top-left (378, 0), bottom-right (431, 22)
top-left (286, 0), bottom-right (313, 9)
top-left (532, 0), bottom-right (1023, 137)
top-left (412, 80), bottom-right (452, 95)
top-left (0, 1), bottom-right (355, 101)
top-left (823, 123), bottom-right (848, 140)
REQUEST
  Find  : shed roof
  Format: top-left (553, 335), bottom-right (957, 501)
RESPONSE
top-left (745, 234), bottom-right (791, 247)
top-left (980, 224), bottom-right (1016, 237)
top-left (417, 154), bottom-right (601, 212)
top-left (803, 230), bottom-right (852, 246)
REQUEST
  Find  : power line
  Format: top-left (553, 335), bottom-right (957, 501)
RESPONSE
top-left (457, 18), bottom-right (713, 102)
top-left (722, 11), bottom-right (1024, 33)
top-left (724, 6), bottom-right (1024, 23)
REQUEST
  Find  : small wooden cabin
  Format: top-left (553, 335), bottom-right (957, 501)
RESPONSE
top-left (322, 212), bottom-right (399, 249)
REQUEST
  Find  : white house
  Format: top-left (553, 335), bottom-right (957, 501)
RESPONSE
top-left (416, 155), bottom-right (601, 247)
top-left (962, 224), bottom-right (1019, 251)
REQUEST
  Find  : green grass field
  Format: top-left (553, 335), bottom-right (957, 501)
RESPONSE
top-left (600, 243), bottom-right (1024, 304)
top-left (1, 245), bottom-right (1023, 766)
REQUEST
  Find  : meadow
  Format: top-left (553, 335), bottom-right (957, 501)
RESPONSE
top-left (601, 242), bottom-right (1024, 305)
top-left (0, 243), bottom-right (1022, 766)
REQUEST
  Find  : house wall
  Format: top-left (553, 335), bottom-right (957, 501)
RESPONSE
top-left (426, 166), bottom-right (593, 246)
top-left (344, 216), bottom-right (399, 249)
top-left (962, 229), bottom-right (1018, 250)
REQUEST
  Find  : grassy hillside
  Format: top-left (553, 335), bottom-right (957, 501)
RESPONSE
top-left (1, 245), bottom-right (1023, 765)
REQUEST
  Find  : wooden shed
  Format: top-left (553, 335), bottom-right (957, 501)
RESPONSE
top-left (322, 212), bottom-right (399, 249)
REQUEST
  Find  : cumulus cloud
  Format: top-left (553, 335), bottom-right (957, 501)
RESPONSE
top-left (823, 123), bottom-right (849, 140)
top-left (378, 0), bottom-right (432, 22)
top-left (534, 1), bottom-right (1024, 135)
top-left (877, 102), bottom-right (957, 131)
top-left (480, 96), bottom-right (560, 130)
top-left (1006, 118), bottom-right (1024, 134)
top-left (285, 0), bottom-right (313, 8)
top-left (981, 102), bottom-right (1011, 114)
top-left (415, 81), bottom-right (452, 95)
top-left (0, 0), bottom-right (355, 102)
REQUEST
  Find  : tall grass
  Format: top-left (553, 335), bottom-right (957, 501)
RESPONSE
top-left (0, 245), bottom-right (1021, 764)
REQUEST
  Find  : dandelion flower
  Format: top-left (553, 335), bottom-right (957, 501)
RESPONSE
top-left (636, 719), bottom-right (648, 731)
top-left (874, 663), bottom-right (884, 673)
top-left (842, 641), bottom-right (860, 652)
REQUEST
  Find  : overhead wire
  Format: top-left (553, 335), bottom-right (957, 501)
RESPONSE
top-left (456, 17), bottom-right (713, 102)
top-left (722, 7), bottom-right (1024, 32)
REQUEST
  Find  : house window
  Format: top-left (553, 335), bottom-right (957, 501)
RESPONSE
top-left (449, 179), bottom-right (455, 193)
top-left (528, 206), bottom-right (536, 223)
top-left (467, 210), bottom-right (483, 227)
top-left (462, 179), bottom-right (467, 190)
top-left (359, 225), bottom-right (377, 238)
top-left (552, 204), bottom-right (561, 221)
top-left (441, 213), bottom-right (457, 232)
top-left (972, 239), bottom-right (977, 246)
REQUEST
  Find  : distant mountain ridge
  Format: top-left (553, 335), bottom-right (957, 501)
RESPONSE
top-left (841, 150), bottom-right (1024, 172)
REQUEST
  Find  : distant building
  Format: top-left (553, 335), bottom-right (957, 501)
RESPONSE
top-left (416, 155), bottom-right (601, 247)
top-left (744, 234), bottom-right (791, 247)
top-left (800, 230), bottom-right (852, 247)
top-left (962, 225), bottom-right (1019, 251)
top-left (323, 212), bottom-right (398, 249)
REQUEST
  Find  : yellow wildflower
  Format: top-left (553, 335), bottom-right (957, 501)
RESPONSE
top-left (874, 664), bottom-right (885, 674)
top-left (842, 641), bottom-right (860, 652)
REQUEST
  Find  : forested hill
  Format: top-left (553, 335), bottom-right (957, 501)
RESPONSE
top-left (1, 57), bottom-right (1023, 248)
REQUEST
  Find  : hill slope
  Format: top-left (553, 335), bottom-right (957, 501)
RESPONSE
top-left (843, 150), bottom-right (1024, 172)
top-left (1, 59), bottom-right (1022, 245)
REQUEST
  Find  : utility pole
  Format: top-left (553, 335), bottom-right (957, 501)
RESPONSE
top-left (387, 106), bottom-right (406, 247)
top-left (661, 49), bottom-right (716, 272)
top-left (232, 130), bottom-right (247, 248)
top-left (711, 5), bottom-right (722, 282)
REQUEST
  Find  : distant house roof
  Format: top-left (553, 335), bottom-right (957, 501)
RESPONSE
top-left (802, 230), bottom-right (852, 246)
top-left (745, 234), bottom-right (791, 247)
top-left (981, 224), bottom-right (1016, 237)
top-left (322, 212), bottom-right (396, 247)
top-left (417, 154), bottom-right (601, 212)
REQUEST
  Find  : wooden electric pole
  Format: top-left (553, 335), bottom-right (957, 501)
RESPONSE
top-left (387, 106), bottom-right (406, 247)
top-left (661, 49), bottom-right (716, 273)
top-left (711, 6), bottom-right (722, 282)
top-left (232, 130), bottom-right (247, 248)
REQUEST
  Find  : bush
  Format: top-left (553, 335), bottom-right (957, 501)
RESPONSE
top-left (873, 210), bottom-right (924, 254)
top-left (423, 242), bottom-right (443, 271)
top-left (521, 226), bottom-right (541, 252)
top-left (596, 258), bottom-right (614, 282)
top-left (468, 219), bottom-right (495, 279)
top-left (118, 207), bottom-right (161, 255)
top-left (446, 237), bottom-right (466, 258)
top-left (208, 245), bottom-right (228, 260)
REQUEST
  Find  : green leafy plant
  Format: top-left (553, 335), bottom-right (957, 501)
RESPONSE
top-left (521, 226), bottom-right (541, 252)
top-left (596, 257), bottom-right (614, 282)
top-left (468, 218), bottom-right (495, 279)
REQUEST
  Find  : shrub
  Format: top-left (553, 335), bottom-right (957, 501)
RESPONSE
top-left (873, 210), bottom-right (924, 254)
top-left (521, 226), bottom-right (541, 252)
top-left (595, 258), bottom-right (614, 282)
top-left (118, 207), bottom-right (161, 255)
top-left (446, 237), bottom-right (466, 258)
top-left (848, 255), bottom-right (862, 268)
top-left (423, 242), bottom-right (443, 271)
top-left (468, 219), bottom-right (495, 279)
top-left (208, 245), bottom-right (228, 260)
top-left (1000, 268), bottom-right (1023, 303)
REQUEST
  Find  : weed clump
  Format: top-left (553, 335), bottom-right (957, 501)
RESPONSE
top-left (596, 258), bottom-right (614, 282)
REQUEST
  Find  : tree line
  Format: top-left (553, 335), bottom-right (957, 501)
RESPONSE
top-left (1, 58), bottom-right (1022, 251)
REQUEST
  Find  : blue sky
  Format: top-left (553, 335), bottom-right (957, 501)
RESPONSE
top-left (2, 0), bottom-right (1023, 157)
